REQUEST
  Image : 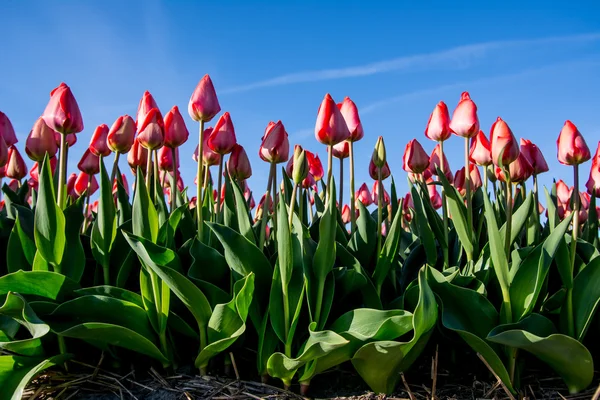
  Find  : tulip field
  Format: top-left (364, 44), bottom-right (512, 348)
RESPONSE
top-left (1, 76), bottom-right (600, 400)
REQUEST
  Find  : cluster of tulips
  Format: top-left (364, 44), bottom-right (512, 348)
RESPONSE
top-left (1, 74), bottom-right (600, 400)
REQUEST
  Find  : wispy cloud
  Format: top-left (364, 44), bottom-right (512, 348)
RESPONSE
top-left (222, 33), bottom-right (600, 94)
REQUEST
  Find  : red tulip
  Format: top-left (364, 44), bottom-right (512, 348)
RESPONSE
top-left (565, 190), bottom-right (590, 223)
top-left (137, 108), bottom-right (164, 150)
top-left (315, 94), bottom-right (350, 146)
top-left (355, 183), bottom-right (373, 207)
top-left (42, 83), bottom-right (84, 135)
top-left (0, 112), bottom-right (18, 147)
top-left (301, 172), bottom-right (316, 190)
top-left (164, 106), bottom-right (189, 148)
top-left (24, 117), bottom-right (58, 162)
top-left (5, 146), bottom-right (27, 180)
top-left (89, 124), bottom-right (111, 157)
top-left (469, 130), bottom-right (492, 166)
top-left (157, 146), bottom-right (179, 171)
top-left (244, 186), bottom-right (255, 210)
top-left (0, 136), bottom-right (8, 168)
top-left (556, 180), bottom-right (571, 205)
top-left (557, 120), bottom-right (590, 166)
top-left (425, 101), bottom-right (451, 142)
top-left (586, 142), bottom-right (600, 197)
top-left (54, 131), bottom-right (77, 147)
top-left (188, 74), bottom-right (221, 122)
top-left (342, 204), bottom-right (352, 224)
top-left (29, 157), bottom-right (57, 182)
top-left (77, 149), bottom-right (100, 175)
top-left (371, 181), bottom-right (390, 205)
top-left (112, 173), bottom-right (130, 196)
top-left (228, 144), bottom-right (252, 180)
top-left (7, 179), bottom-right (19, 192)
top-left (454, 164), bottom-right (482, 196)
top-left (449, 92), bottom-right (479, 139)
top-left (428, 144), bottom-right (453, 181)
top-left (107, 115), bottom-right (136, 154)
top-left (128, 137), bottom-right (148, 172)
top-left (519, 138), bottom-right (548, 175)
top-left (337, 97), bottom-right (364, 142)
top-left (331, 140), bottom-right (350, 159)
top-left (402, 139), bottom-right (430, 174)
top-left (402, 193), bottom-right (414, 222)
top-left (136, 91), bottom-right (160, 132)
top-left (193, 127), bottom-right (221, 166)
top-left (495, 153), bottom-right (533, 183)
top-left (408, 169), bottom-right (433, 184)
top-left (305, 151), bottom-right (324, 181)
top-left (369, 159), bottom-right (391, 181)
top-left (259, 121), bottom-right (289, 163)
top-left (427, 180), bottom-right (443, 210)
top-left (490, 117), bottom-right (519, 167)
top-left (66, 173), bottom-right (78, 199)
top-left (74, 172), bottom-right (98, 196)
top-left (208, 112), bottom-right (236, 155)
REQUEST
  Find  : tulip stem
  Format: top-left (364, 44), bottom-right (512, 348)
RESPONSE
top-left (197, 121), bottom-right (205, 241)
top-left (566, 165), bottom-right (580, 339)
top-left (272, 167), bottom-right (278, 232)
top-left (465, 137), bottom-right (473, 249)
top-left (57, 134), bottom-right (68, 209)
top-left (440, 141), bottom-right (450, 270)
top-left (153, 150), bottom-right (159, 204)
top-left (145, 149), bottom-right (152, 194)
top-left (377, 167), bottom-right (383, 255)
top-left (505, 174), bottom-right (513, 259)
top-left (171, 148), bottom-right (178, 212)
top-left (110, 153), bottom-right (120, 186)
top-left (327, 145), bottom-right (333, 202)
top-left (533, 174), bottom-right (540, 243)
top-left (258, 163), bottom-right (276, 250)
top-left (82, 175), bottom-right (92, 234)
top-left (289, 182), bottom-right (298, 230)
top-left (339, 157), bottom-right (344, 213)
top-left (349, 141), bottom-right (356, 233)
top-left (216, 157), bottom-right (224, 223)
top-left (300, 187), bottom-right (306, 225)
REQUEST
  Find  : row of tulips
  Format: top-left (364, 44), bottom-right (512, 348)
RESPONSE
top-left (0, 75), bottom-right (599, 400)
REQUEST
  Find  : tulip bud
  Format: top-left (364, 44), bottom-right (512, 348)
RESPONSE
top-left (428, 144), bottom-right (453, 181)
top-left (158, 146), bottom-right (179, 171)
top-left (42, 82), bottom-right (84, 135)
top-left (0, 136), bottom-right (8, 168)
top-left (89, 124), bottom-right (111, 157)
top-left (138, 108), bottom-right (165, 151)
top-left (556, 179), bottom-right (571, 205)
top-left (55, 131), bottom-right (77, 148)
top-left (371, 181), bottom-right (390, 205)
top-left (557, 120), bottom-right (590, 166)
top-left (259, 121), bottom-right (289, 163)
top-left (495, 153), bottom-right (533, 184)
top-left (7, 179), bottom-right (19, 192)
top-left (228, 144), bottom-right (252, 181)
top-left (66, 173), bottom-right (78, 199)
top-left (402, 139), bottom-right (429, 174)
top-left (490, 117), bottom-right (519, 167)
top-left (188, 74), bottom-right (221, 122)
top-left (0, 112), bottom-right (18, 147)
top-left (107, 115), bottom-right (136, 154)
top-left (136, 91), bottom-right (160, 132)
top-left (355, 183), bottom-right (372, 207)
top-left (454, 164), bottom-right (483, 195)
top-left (78, 149), bottom-right (100, 175)
top-left (193, 127), bottom-right (221, 166)
top-left (337, 97), bottom-right (364, 142)
top-left (74, 172), bottom-right (99, 196)
top-left (450, 92), bottom-right (479, 139)
top-left (25, 117), bottom-right (59, 162)
top-left (305, 151), bottom-right (324, 181)
top-left (113, 173), bottom-right (130, 196)
top-left (369, 159), bottom-right (391, 181)
top-left (469, 130), bottom-right (492, 167)
top-left (315, 94), bottom-right (350, 146)
top-left (164, 106), bottom-right (189, 148)
top-left (331, 141), bottom-right (350, 159)
top-left (208, 112), bottom-right (237, 155)
top-left (128, 137), bottom-right (148, 173)
top-left (519, 138), bottom-right (549, 175)
top-left (5, 146), bottom-right (27, 180)
top-left (425, 101), bottom-right (451, 142)
top-left (292, 146), bottom-right (309, 185)
top-left (372, 136), bottom-right (386, 169)
top-left (486, 165), bottom-right (497, 183)
top-left (342, 204), bottom-right (352, 224)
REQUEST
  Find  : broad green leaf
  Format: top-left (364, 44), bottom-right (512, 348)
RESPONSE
top-left (312, 176), bottom-right (337, 286)
top-left (7, 205), bottom-right (35, 271)
top-left (572, 256), bottom-right (600, 341)
top-left (34, 155), bottom-right (66, 267)
top-left (231, 179), bottom-right (256, 244)
top-left (372, 202), bottom-right (403, 294)
top-left (115, 169), bottom-right (132, 225)
top-left (188, 237), bottom-right (229, 286)
top-left (437, 168), bottom-right (473, 258)
top-left (132, 168), bottom-right (158, 242)
top-left (0, 354), bottom-right (71, 400)
top-left (348, 201), bottom-right (376, 268)
top-left (276, 198), bottom-right (293, 289)
top-left (60, 197), bottom-right (86, 282)
top-left (91, 157), bottom-right (117, 273)
top-left (410, 186), bottom-right (437, 266)
top-left (0, 293), bottom-right (49, 357)
top-left (0, 271), bottom-right (78, 300)
top-left (75, 286), bottom-right (143, 307)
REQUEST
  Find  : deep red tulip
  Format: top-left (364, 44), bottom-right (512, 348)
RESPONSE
top-left (557, 120), bottom-right (590, 166)
top-left (107, 115), bottom-right (136, 154)
top-left (136, 91), bottom-right (160, 132)
top-left (78, 149), bottom-right (100, 175)
top-left (519, 138), bottom-right (548, 175)
top-left (428, 144), bottom-right (453, 181)
top-left (54, 131), bottom-right (77, 147)
top-left (0, 136), bottom-right (8, 168)
top-left (337, 97), bottom-right (364, 142)
top-left (556, 179), bottom-right (571, 205)
top-left (355, 182), bottom-right (373, 207)
top-left (66, 173), bottom-right (78, 199)
top-left (371, 181), bottom-right (390, 205)
top-left (42, 83), bottom-right (84, 135)
top-left (89, 124), bottom-right (111, 157)
top-left (208, 112), bottom-right (236, 155)
top-left (369, 159), bottom-right (391, 181)
top-left (305, 151), bottom-right (324, 181)
top-left (112, 173), bottom-right (130, 196)
top-left (490, 117), bottom-right (519, 167)
top-left (193, 127), bottom-right (221, 166)
top-left (128, 137), bottom-right (148, 172)
top-left (315, 94), bottom-right (350, 146)
top-left (158, 146), bottom-right (179, 171)
top-left (188, 74), bottom-right (221, 123)
top-left (259, 121), bottom-right (289, 163)
top-left (402, 139), bottom-right (430, 174)
top-left (25, 117), bottom-right (58, 162)
top-left (74, 172), bottom-right (98, 196)
top-left (331, 140), bottom-right (350, 159)
top-left (0, 112), bottom-right (18, 147)
top-left (425, 101), bottom-right (451, 142)
top-left (469, 130), bottom-right (492, 167)
top-left (228, 144), bottom-right (252, 180)
top-left (137, 108), bottom-right (164, 151)
top-left (449, 92), bottom-right (479, 139)
top-left (164, 106), bottom-right (189, 148)
top-left (495, 153), bottom-right (533, 183)
top-left (5, 146), bottom-right (27, 180)
top-left (454, 164), bottom-right (482, 195)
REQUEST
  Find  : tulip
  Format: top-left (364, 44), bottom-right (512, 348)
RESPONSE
top-left (342, 204), bottom-right (352, 224)
top-left (495, 153), bottom-right (533, 184)
top-left (228, 144), bottom-right (252, 181)
top-left (5, 146), bottom-right (27, 180)
top-left (301, 172), bottom-right (316, 190)
top-left (244, 186), bottom-right (255, 210)
top-left (469, 130), bottom-right (492, 167)
top-left (450, 92), bottom-right (479, 139)
top-left (42, 82), bottom-right (84, 135)
top-left (66, 173), bottom-right (78, 200)
top-left (291, 146), bottom-right (309, 185)
top-left (586, 143), bottom-right (600, 197)
top-left (74, 172), bottom-right (99, 196)
top-left (158, 146), bottom-right (179, 172)
top-left (78, 149), bottom-right (100, 175)
top-left (29, 157), bottom-right (57, 183)
top-left (305, 151), bottom-right (324, 182)
top-left (136, 91), bottom-right (160, 132)
top-left (425, 101), bottom-right (451, 142)
top-left (0, 136), bottom-right (8, 168)
top-left (490, 117), bottom-right (519, 168)
top-left (86, 124), bottom-right (110, 158)
top-left (315, 93), bottom-right (350, 147)
top-left (24, 117), bottom-right (58, 162)
top-left (427, 180), bottom-right (443, 210)
top-left (355, 183), bottom-right (372, 207)
top-left (128, 137), bottom-right (148, 173)
top-left (188, 75), bottom-right (221, 123)
top-left (208, 112), bottom-right (236, 155)
top-left (454, 164), bottom-right (483, 196)
top-left (112, 173), bottom-right (130, 197)
top-left (108, 115), bottom-right (136, 154)
top-left (402, 139), bottom-right (430, 174)
top-left (259, 121), bottom-right (289, 164)
top-left (164, 106), bottom-right (189, 149)
top-left (369, 159), bottom-right (391, 181)
top-left (193, 128), bottom-right (221, 167)
top-left (557, 120), bottom-right (590, 166)
top-left (331, 141), bottom-right (350, 159)
top-left (520, 138), bottom-right (548, 175)
top-left (371, 181), bottom-right (390, 205)
top-left (428, 144), bottom-right (452, 181)
top-left (0, 111), bottom-right (18, 147)
top-left (7, 179), bottom-right (19, 192)
top-left (137, 108), bottom-right (165, 151)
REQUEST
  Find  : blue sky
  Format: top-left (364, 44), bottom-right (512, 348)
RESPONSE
top-left (1, 1), bottom-right (600, 206)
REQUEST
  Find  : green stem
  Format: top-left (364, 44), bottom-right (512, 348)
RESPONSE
top-left (82, 175), bottom-right (92, 234)
top-left (272, 166), bottom-right (278, 232)
top-left (109, 152), bottom-right (120, 186)
top-left (300, 187), bottom-right (305, 225)
top-left (145, 148), bottom-right (152, 194)
top-left (258, 164), bottom-right (276, 250)
top-left (505, 174), bottom-right (513, 259)
top-left (313, 279), bottom-right (325, 328)
top-left (327, 145), bottom-right (333, 200)
top-left (171, 147), bottom-right (178, 212)
top-left (289, 182), bottom-right (298, 230)
top-left (533, 174), bottom-right (540, 243)
top-left (339, 156), bottom-right (344, 213)
top-left (377, 167), bottom-right (383, 254)
top-left (102, 261), bottom-right (110, 286)
top-left (153, 150), bottom-right (159, 204)
top-left (440, 141), bottom-right (450, 270)
top-left (196, 121), bottom-right (205, 240)
top-left (465, 137), bottom-right (472, 255)
top-left (198, 321), bottom-right (208, 375)
top-left (216, 156), bottom-right (224, 223)
top-left (57, 134), bottom-right (68, 209)
top-left (349, 141), bottom-right (356, 233)
top-left (566, 164), bottom-right (580, 339)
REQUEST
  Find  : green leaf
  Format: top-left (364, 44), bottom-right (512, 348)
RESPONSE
top-left (0, 271), bottom-right (78, 300)
top-left (188, 237), bottom-right (229, 286)
top-left (0, 293), bottom-right (50, 357)
top-left (34, 155), bottom-right (66, 267)
top-left (437, 167), bottom-right (473, 258)
top-left (132, 168), bottom-right (158, 242)
top-left (231, 179), bottom-right (256, 244)
top-left (410, 186), bottom-right (437, 266)
top-left (60, 197), bottom-right (86, 282)
top-left (91, 157), bottom-right (117, 273)
top-left (372, 202), bottom-right (403, 294)
top-left (488, 314), bottom-right (594, 394)
top-left (312, 176), bottom-right (337, 286)
top-left (348, 201), bottom-right (376, 268)
top-left (572, 256), bottom-right (600, 341)
top-left (277, 199), bottom-right (293, 290)
top-left (0, 354), bottom-right (71, 400)
top-left (7, 205), bottom-right (35, 271)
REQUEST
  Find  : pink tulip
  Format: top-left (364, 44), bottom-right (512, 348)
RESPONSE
top-left (342, 204), bottom-right (352, 224)
top-left (29, 157), bottom-right (57, 182)
top-left (158, 146), bottom-right (179, 171)
top-left (228, 144), bottom-right (252, 180)
top-left (78, 149), bottom-right (100, 175)
top-left (136, 91), bottom-right (160, 132)
top-left (557, 120), bottom-right (590, 166)
top-left (449, 92), bottom-right (479, 139)
top-left (0, 112), bottom-right (18, 147)
top-left (355, 182), bottom-right (373, 207)
top-left (369, 159), bottom-right (391, 181)
top-left (107, 115), bottom-right (136, 154)
top-left (331, 140), bottom-right (350, 159)
top-left (188, 74), bottom-right (221, 122)
top-left (556, 180), bottom-right (571, 205)
top-left (25, 117), bottom-right (59, 162)
top-left (490, 117), bottom-right (519, 167)
top-left (74, 172), bottom-right (99, 196)
top-left (454, 164), bottom-right (482, 196)
top-left (89, 124), bottom-right (111, 157)
top-left (193, 127), bottom-right (221, 166)
top-left (208, 112), bottom-right (236, 155)
top-left (164, 106), bottom-right (189, 148)
top-left (128, 137), bottom-right (148, 172)
top-left (402, 139), bottom-right (430, 174)
top-left (428, 143), bottom-right (453, 181)
top-left (305, 151), bottom-right (324, 181)
top-left (112, 173), bottom-right (130, 196)
top-left (0, 136), bottom-right (8, 168)
top-left (371, 181), bottom-right (390, 205)
top-left (337, 97), bottom-right (364, 142)
top-left (67, 173), bottom-right (78, 199)
top-left (42, 82), bottom-right (84, 135)
top-left (519, 138), bottom-right (548, 175)
top-left (425, 101), bottom-right (451, 142)
top-left (469, 130), bottom-right (492, 167)
top-left (137, 108), bottom-right (165, 150)
top-left (315, 94), bottom-right (350, 146)
top-left (55, 131), bottom-right (77, 147)
top-left (495, 153), bottom-right (533, 183)
top-left (259, 121), bottom-right (289, 163)
top-left (5, 146), bottom-right (27, 180)
top-left (586, 142), bottom-right (600, 197)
